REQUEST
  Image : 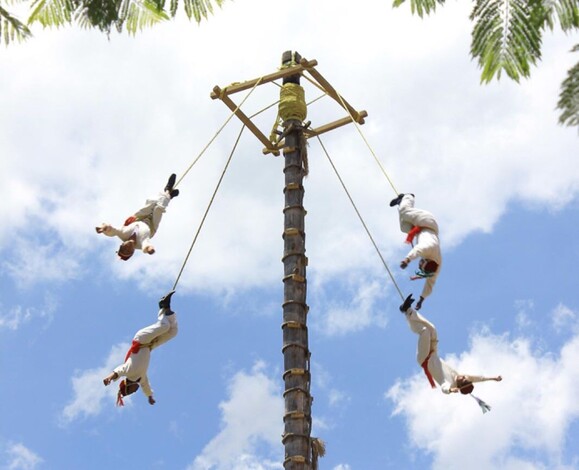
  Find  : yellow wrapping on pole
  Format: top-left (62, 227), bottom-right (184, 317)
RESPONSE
top-left (279, 83), bottom-right (307, 122)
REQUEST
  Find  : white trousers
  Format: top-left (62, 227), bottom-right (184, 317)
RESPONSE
top-left (398, 194), bottom-right (439, 235)
top-left (134, 309), bottom-right (179, 350)
top-left (405, 307), bottom-right (438, 366)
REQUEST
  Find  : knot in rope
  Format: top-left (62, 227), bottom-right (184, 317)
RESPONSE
top-left (279, 83), bottom-right (307, 122)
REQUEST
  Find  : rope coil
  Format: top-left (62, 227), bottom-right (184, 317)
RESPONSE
top-left (279, 83), bottom-right (307, 122)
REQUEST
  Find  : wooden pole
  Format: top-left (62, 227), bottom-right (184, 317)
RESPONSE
top-left (280, 50), bottom-right (312, 469)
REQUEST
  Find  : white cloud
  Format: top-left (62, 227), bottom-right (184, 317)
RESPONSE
top-left (188, 361), bottom-right (284, 470)
top-left (551, 303), bottom-right (577, 334)
top-left (2, 238), bottom-right (84, 287)
top-left (328, 389), bottom-right (351, 409)
top-left (313, 277), bottom-right (388, 337)
top-left (386, 326), bottom-right (579, 469)
top-left (0, 0), bottom-right (577, 294)
top-left (60, 342), bottom-right (128, 424)
top-left (0, 294), bottom-right (57, 331)
top-left (515, 299), bottom-right (535, 330)
top-left (1, 442), bottom-right (43, 470)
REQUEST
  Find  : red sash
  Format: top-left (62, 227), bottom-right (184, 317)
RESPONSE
top-left (421, 352), bottom-right (436, 388)
top-left (405, 226), bottom-right (422, 244)
top-left (124, 340), bottom-right (141, 362)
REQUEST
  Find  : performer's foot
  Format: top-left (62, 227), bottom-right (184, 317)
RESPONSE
top-left (169, 189), bottom-right (179, 199)
top-left (389, 194), bottom-right (405, 207)
top-left (399, 294), bottom-right (415, 313)
top-left (159, 290), bottom-right (176, 309)
top-left (165, 173), bottom-right (177, 192)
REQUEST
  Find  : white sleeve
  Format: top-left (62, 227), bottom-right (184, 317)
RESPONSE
top-left (140, 374), bottom-right (153, 397)
top-left (420, 274), bottom-right (437, 299)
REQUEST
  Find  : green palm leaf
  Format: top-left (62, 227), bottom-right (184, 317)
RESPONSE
top-left (0, 4), bottom-right (32, 44)
top-left (557, 44), bottom-right (579, 127)
top-left (181, 0), bottom-right (224, 22)
top-left (119, 0), bottom-right (169, 34)
top-left (28, 0), bottom-right (73, 28)
top-left (471, 0), bottom-right (543, 83)
top-left (392, 0), bottom-right (446, 18)
top-left (542, 0), bottom-right (579, 31)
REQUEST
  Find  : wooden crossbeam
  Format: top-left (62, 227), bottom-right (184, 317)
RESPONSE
top-left (211, 56), bottom-right (366, 157)
top-left (212, 85), bottom-right (280, 156)
top-left (303, 62), bottom-right (363, 122)
top-left (262, 111), bottom-right (368, 155)
top-left (210, 59), bottom-right (318, 99)
top-left (306, 111), bottom-right (368, 137)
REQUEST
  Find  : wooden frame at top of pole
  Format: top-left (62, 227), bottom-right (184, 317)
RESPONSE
top-left (210, 57), bottom-right (368, 156)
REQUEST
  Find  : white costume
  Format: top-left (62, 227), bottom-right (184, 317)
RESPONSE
top-left (111, 309), bottom-right (178, 398)
top-left (404, 307), bottom-right (489, 394)
top-left (99, 191), bottom-right (171, 253)
top-left (398, 194), bottom-right (442, 299)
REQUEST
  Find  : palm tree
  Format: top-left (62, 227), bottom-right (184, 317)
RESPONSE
top-left (1, 1), bottom-right (32, 44)
top-left (0, 0), bottom-right (223, 44)
top-left (393, 0), bottom-right (579, 127)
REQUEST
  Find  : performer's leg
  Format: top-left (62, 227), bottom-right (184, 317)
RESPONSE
top-left (150, 313), bottom-right (178, 350)
top-left (399, 195), bottom-right (438, 234)
top-left (405, 308), bottom-right (437, 365)
top-left (150, 192), bottom-right (171, 234)
top-left (133, 317), bottom-right (171, 345)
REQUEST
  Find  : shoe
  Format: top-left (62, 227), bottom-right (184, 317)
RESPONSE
top-left (159, 290), bottom-right (176, 309)
top-left (389, 194), bottom-right (405, 207)
top-left (165, 173), bottom-right (177, 192)
top-left (169, 189), bottom-right (179, 199)
top-left (399, 294), bottom-right (414, 313)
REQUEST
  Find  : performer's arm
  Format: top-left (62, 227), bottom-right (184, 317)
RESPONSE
top-left (464, 375), bottom-right (502, 383)
top-left (103, 371), bottom-right (119, 386)
top-left (140, 374), bottom-right (153, 400)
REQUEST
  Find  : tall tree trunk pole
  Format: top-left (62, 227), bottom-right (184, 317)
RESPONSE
top-left (280, 50), bottom-right (312, 470)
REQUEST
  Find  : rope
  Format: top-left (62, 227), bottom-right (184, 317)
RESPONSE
top-left (172, 124), bottom-right (246, 290)
top-left (315, 135), bottom-right (405, 301)
top-left (333, 92), bottom-right (399, 196)
top-left (174, 76), bottom-right (264, 189)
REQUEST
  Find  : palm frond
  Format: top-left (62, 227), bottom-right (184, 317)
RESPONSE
top-left (182, 0), bottom-right (224, 23)
top-left (471, 0), bottom-right (543, 83)
top-left (557, 44), bottom-right (579, 127)
top-left (0, 5), bottom-right (32, 44)
top-left (72, 0), bottom-right (167, 33)
top-left (119, 0), bottom-right (169, 34)
top-left (28, 0), bottom-right (73, 28)
top-left (543, 0), bottom-right (579, 31)
top-left (73, 0), bottom-right (122, 33)
top-left (392, 0), bottom-right (446, 18)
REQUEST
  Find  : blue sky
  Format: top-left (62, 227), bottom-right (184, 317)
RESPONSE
top-left (1, 0), bottom-right (578, 469)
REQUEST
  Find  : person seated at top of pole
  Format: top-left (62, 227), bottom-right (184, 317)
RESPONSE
top-left (96, 173), bottom-right (180, 261)
top-left (399, 294), bottom-right (502, 413)
top-left (102, 290), bottom-right (179, 406)
top-left (390, 193), bottom-right (442, 310)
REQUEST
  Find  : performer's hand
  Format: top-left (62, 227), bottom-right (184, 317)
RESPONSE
top-left (103, 372), bottom-right (117, 386)
top-left (148, 396), bottom-right (156, 405)
top-left (416, 297), bottom-right (424, 310)
top-left (400, 258), bottom-right (409, 269)
top-left (494, 376), bottom-right (503, 382)
top-left (143, 246), bottom-right (155, 255)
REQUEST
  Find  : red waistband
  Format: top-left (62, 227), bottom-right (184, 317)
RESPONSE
top-left (421, 353), bottom-right (436, 388)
